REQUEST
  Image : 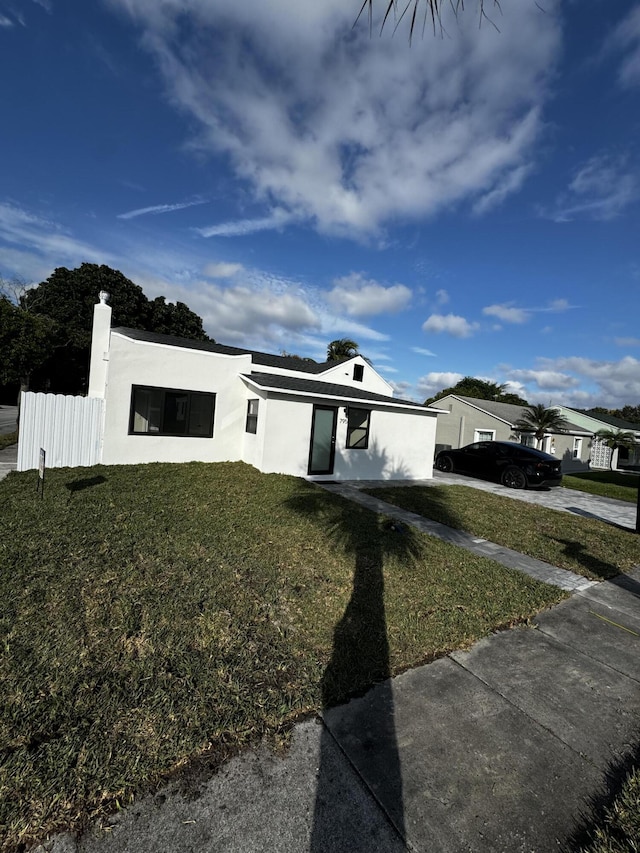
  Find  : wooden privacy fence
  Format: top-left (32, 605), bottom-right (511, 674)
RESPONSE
top-left (17, 392), bottom-right (104, 471)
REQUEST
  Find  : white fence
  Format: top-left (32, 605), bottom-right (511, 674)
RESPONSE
top-left (17, 392), bottom-right (104, 471)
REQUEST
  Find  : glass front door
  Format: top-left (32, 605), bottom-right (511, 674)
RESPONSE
top-left (308, 406), bottom-right (338, 475)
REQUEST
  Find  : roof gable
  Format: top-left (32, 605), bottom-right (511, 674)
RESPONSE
top-left (111, 327), bottom-right (336, 374)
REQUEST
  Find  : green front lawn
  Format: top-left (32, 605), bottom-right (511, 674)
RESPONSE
top-left (0, 462), bottom-right (564, 852)
top-left (364, 485), bottom-right (638, 580)
top-left (563, 470), bottom-right (640, 504)
top-left (579, 765), bottom-right (640, 853)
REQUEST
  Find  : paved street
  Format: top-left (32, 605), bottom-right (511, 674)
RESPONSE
top-left (0, 405), bottom-right (18, 435)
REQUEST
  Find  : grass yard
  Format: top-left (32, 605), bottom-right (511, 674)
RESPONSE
top-left (579, 765), bottom-right (640, 853)
top-left (563, 470), bottom-right (640, 504)
top-left (0, 462), bottom-right (564, 851)
top-left (364, 485), bottom-right (639, 580)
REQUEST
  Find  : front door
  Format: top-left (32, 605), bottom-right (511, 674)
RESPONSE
top-left (308, 405), bottom-right (338, 475)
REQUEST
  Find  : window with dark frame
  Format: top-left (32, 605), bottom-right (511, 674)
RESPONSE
top-left (129, 386), bottom-right (215, 437)
top-left (346, 407), bottom-right (370, 449)
top-left (353, 363), bottom-right (364, 382)
top-left (246, 398), bottom-right (259, 434)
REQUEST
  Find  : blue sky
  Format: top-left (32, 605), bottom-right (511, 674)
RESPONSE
top-left (1, 0), bottom-right (640, 408)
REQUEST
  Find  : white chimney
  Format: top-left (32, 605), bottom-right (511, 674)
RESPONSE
top-left (88, 292), bottom-right (112, 398)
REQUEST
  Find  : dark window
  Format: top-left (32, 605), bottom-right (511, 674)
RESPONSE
top-left (346, 407), bottom-right (370, 449)
top-left (129, 386), bottom-right (215, 437)
top-left (246, 398), bottom-right (259, 434)
top-left (353, 364), bottom-right (364, 382)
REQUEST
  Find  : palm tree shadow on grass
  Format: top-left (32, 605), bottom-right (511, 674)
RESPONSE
top-left (284, 443), bottom-right (462, 849)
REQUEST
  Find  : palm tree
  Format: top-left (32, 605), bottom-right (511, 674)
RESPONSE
top-left (326, 338), bottom-right (360, 362)
top-left (512, 405), bottom-right (570, 451)
top-left (593, 428), bottom-right (637, 470)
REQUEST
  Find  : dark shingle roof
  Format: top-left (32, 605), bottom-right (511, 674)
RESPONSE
top-left (444, 396), bottom-right (589, 434)
top-left (574, 410), bottom-right (640, 432)
top-left (244, 372), bottom-right (426, 409)
top-left (111, 327), bottom-right (341, 375)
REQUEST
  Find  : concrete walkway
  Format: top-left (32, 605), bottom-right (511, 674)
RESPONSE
top-left (320, 480), bottom-right (599, 592)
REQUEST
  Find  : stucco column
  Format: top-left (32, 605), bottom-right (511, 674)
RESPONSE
top-left (88, 292), bottom-right (112, 399)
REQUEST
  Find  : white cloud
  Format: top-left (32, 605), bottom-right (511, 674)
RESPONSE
top-left (412, 346), bottom-right (437, 357)
top-left (483, 303), bottom-right (529, 324)
top-left (196, 209), bottom-right (292, 238)
top-left (106, 0), bottom-right (561, 236)
top-left (606, 5), bottom-right (640, 88)
top-left (505, 368), bottom-right (580, 391)
top-left (422, 313), bottom-right (479, 338)
top-left (435, 289), bottom-right (449, 306)
top-left (615, 336), bottom-right (640, 347)
top-left (417, 372), bottom-right (465, 399)
top-left (543, 154), bottom-right (638, 222)
top-left (203, 262), bottom-right (244, 279)
top-left (117, 199), bottom-right (207, 219)
top-left (500, 355), bottom-right (640, 409)
top-left (0, 14), bottom-right (14, 26)
top-left (326, 272), bottom-right (411, 317)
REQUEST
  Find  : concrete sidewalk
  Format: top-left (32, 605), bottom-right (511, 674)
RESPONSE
top-left (51, 569), bottom-right (640, 853)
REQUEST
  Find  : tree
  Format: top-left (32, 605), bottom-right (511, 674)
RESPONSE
top-left (0, 278), bottom-right (58, 414)
top-left (424, 376), bottom-right (528, 407)
top-left (0, 294), bottom-right (56, 399)
top-left (19, 264), bottom-right (211, 394)
top-left (593, 429), bottom-right (637, 470)
top-left (326, 338), bottom-right (361, 361)
top-left (148, 297), bottom-right (208, 340)
top-left (512, 405), bottom-right (570, 450)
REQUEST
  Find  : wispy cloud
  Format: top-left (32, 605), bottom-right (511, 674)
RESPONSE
top-left (606, 5), bottom-right (640, 89)
top-left (196, 209), bottom-right (292, 238)
top-left (0, 14), bottom-right (14, 26)
top-left (203, 262), bottom-right (244, 279)
top-left (483, 298), bottom-right (573, 324)
top-left (614, 336), bottom-right (640, 347)
top-left (412, 346), bottom-right (437, 357)
top-left (118, 199), bottom-right (208, 220)
top-left (0, 202), bottom-right (109, 270)
top-left (542, 154), bottom-right (638, 222)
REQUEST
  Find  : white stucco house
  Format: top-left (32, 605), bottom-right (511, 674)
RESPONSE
top-left (68, 295), bottom-right (440, 480)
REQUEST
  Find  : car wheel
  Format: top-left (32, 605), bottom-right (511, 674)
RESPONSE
top-left (501, 466), bottom-right (527, 489)
top-left (436, 455), bottom-right (454, 473)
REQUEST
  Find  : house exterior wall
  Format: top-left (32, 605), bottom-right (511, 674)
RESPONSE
top-left (319, 357), bottom-right (392, 396)
top-left (100, 334), bottom-right (251, 466)
top-left (79, 303), bottom-right (439, 480)
top-left (258, 393), bottom-right (437, 480)
top-left (433, 396), bottom-right (515, 449)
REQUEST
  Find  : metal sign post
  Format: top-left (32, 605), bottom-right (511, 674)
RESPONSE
top-left (37, 447), bottom-right (45, 498)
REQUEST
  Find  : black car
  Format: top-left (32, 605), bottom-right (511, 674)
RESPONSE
top-left (435, 441), bottom-right (562, 489)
